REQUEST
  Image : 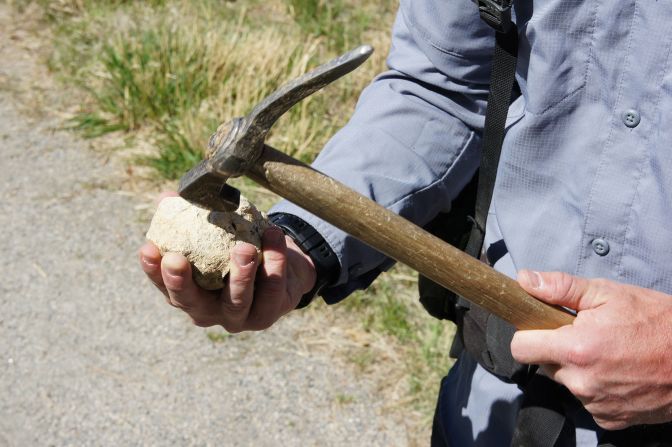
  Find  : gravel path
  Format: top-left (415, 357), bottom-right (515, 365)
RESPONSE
top-left (0, 6), bottom-right (408, 446)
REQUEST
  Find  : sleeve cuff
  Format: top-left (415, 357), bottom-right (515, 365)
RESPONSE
top-left (268, 201), bottom-right (393, 304)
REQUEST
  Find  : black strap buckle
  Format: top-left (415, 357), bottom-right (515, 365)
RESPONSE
top-left (478, 0), bottom-right (513, 33)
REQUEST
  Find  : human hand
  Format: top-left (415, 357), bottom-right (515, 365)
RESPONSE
top-left (138, 194), bottom-right (317, 332)
top-left (511, 270), bottom-right (672, 430)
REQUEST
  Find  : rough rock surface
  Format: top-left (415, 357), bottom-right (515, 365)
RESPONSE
top-left (146, 196), bottom-right (269, 290)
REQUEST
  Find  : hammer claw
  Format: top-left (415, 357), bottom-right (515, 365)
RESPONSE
top-left (246, 45), bottom-right (374, 135)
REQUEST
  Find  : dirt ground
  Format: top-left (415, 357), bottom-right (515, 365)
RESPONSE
top-left (0, 4), bottom-right (414, 445)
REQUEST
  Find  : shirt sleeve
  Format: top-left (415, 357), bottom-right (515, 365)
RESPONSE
top-left (270, 1), bottom-right (495, 302)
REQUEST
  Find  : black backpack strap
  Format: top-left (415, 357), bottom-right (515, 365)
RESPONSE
top-left (465, 4), bottom-right (518, 259)
top-left (457, 3), bottom-right (521, 371)
top-left (511, 375), bottom-right (578, 447)
top-left (477, 0), bottom-right (514, 33)
top-left (418, 2), bottom-right (520, 325)
top-left (468, 3), bottom-right (573, 445)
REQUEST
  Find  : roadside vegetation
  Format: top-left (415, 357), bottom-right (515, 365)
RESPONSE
top-left (11, 0), bottom-right (456, 436)
top-left (16, 0), bottom-right (391, 177)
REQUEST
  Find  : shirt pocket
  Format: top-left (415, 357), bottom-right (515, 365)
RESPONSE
top-left (514, 0), bottom-right (599, 115)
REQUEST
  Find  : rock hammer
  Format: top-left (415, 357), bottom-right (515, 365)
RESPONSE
top-left (178, 46), bottom-right (574, 330)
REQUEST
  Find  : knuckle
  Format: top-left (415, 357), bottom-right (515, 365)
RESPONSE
top-left (566, 341), bottom-right (594, 367)
top-left (556, 272), bottom-right (576, 299)
top-left (591, 278), bottom-right (617, 298)
top-left (592, 278), bottom-right (611, 289)
top-left (261, 258), bottom-right (287, 278)
top-left (565, 375), bottom-right (594, 400)
top-left (594, 418), bottom-right (628, 431)
top-left (285, 293), bottom-right (301, 312)
top-left (222, 298), bottom-right (249, 314)
top-left (221, 322), bottom-right (243, 334)
top-left (248, 318), bottom-right (274, 331)
top-left (261, 247), bottom-right (287, 266)
top-left (230, 269), bottom-right (255, 287)
top-left (556, 271), bottom-right (572, 284)
top-left (257, 273), bottom-right (285, 295)
top-left (229, 261), bottom-right (257, 286)
top-left (164, 276), bottom-right (187, 293)
top-left (263, 249), bottom-right (286, 263)
top-left (566, 378), bottom-right (588, 399)
top-left (592, 417), bottom-right (609, 429)
top-left (168, 284), bottom-right (186, 294)
top-left (171, 299), bottom-right (196, 312)
top-left (191, 317), bottom-right (215, 328)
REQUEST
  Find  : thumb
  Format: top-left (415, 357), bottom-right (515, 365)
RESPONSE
top-left (517, 270), bottom-right (606, 311)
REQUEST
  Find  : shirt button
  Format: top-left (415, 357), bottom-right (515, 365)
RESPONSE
top-left (622, 109), bottom-right (641, 128)
top-left (591, 238), bottom-right (610, 256)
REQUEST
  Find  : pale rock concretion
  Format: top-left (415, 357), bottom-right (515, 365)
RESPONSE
top-left (146, 196), bottom-right (270, 290)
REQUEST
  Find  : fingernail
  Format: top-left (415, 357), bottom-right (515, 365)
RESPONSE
top-left (528, 270), bottom-right (543, 289)
top-left (141, 255), bottom-right (158, 268)
top-left (163, 253), bottom-right (184, 276)
top-left (232, 249), bottom-right (256, 267)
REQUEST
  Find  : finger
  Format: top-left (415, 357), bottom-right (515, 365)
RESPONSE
top-left (285, 250), bottom-right (313, 299)
top-left (541, 364), bottom-right (597, 405)
top-left (257, 227), bottom-right (289, 294)
top-left (220, 242), bottom-right (259, 331)
top-left (510, 326), bottom-right (576, 365)
top-left (284, 236), bottom-right (316, 298)
top-left (537, 364), bottom-right (592, 403)
top-left (592, 417), bottom-right (630, 432)
top-left (139, 242), bottom-right (167, 295)
top-left (161, 252), bottom-right (219, 320)
top-left (517, 270), bottom-right (606, 311)
top-left (247, 227), bottom-right (290, 329)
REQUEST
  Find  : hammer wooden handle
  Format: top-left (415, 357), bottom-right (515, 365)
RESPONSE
top-left (248, 145), bottom-right (575, 330)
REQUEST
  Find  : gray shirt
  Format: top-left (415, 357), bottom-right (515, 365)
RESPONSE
top-left (272, 0), bottom-right (672, 444)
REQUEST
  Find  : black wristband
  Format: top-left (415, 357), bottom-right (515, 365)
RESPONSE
top-left (268, 213), bottom-right (340, 308)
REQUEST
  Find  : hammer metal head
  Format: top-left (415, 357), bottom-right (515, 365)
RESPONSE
top-left (178, 45), bottom-right (373, 212)
top-left (177, 159), bottom-right (241, 212)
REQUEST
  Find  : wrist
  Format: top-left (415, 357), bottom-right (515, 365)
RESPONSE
top-left (269, 213), bottom-right (340, 308)
top-left (285, 235), bottom-right (318, 294)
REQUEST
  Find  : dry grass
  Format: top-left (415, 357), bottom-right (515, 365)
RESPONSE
top-left (25, 0), bottom-right (394, 178)
top-left (9, 0), bottom-right (458, 441)
top-left (312, 268), bottom-right (456, 426)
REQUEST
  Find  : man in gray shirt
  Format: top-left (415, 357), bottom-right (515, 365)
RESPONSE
top-left (140, 0), bottom-right (672, 444)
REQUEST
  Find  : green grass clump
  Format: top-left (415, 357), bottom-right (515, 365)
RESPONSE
top-left (34, 0), bottom-right (395, 178)
top-left (285, 0), bottom-right (371, 53)
top-left (101, 31), bottom-right (209, 128)
top-left (148, 122), bottom-right (207, 179)
top-left (71, 27), bottom-right (211, 135)
top-left (340, 266), bottom-right (456, 418)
